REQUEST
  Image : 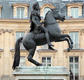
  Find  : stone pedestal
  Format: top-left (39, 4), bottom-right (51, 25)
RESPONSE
top-left (13, 66), bottom-right (70, 80)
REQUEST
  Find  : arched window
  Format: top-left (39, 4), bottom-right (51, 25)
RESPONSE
top-left (43, 7), bottom-right (51, 18)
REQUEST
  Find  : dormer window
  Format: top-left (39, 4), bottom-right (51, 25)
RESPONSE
top-left (0, 5), bottom-right (2, 18)
top-left (16, 7), bottom-right (24, 18)
top-left (71, 7), bottom-right (79, 18)
top-left (13, 3), bottom-right (29, 19)
top-left (67, 3), bottom-right (83, 18)
top-left (40, 4), bottom-right (55, 19)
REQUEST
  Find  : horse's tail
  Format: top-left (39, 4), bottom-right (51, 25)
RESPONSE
top-left (12, 37), bottom-right (23, 70)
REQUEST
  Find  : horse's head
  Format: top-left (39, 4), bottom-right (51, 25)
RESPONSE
top-left (51, 8), bottom-right (65, 21)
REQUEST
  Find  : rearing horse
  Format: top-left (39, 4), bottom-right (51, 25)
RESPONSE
top-left (12, 8), bottom-right (73, 70)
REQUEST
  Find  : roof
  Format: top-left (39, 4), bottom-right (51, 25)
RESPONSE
top-left (0, 0), bottom-right (83, 19)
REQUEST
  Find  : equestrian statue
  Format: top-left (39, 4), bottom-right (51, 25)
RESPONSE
top-left (12, 2), bottom-right (73, 70)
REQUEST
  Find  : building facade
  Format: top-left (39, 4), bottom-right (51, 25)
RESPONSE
top-left (0, 0), bottom-right (84, 80)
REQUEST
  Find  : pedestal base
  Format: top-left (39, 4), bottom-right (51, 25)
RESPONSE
top-left (13, 66), bottom-right (70, 80)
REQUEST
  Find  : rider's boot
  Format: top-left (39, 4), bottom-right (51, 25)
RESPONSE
top-left (41, 26), bottom-right (55, 50)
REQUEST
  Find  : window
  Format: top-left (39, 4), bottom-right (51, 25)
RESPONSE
top-left (20, 56), bottom-right (25, 66)
top-left (16, 32), bottom-right (24, 40)
top-left (43, 7), bottom-right (51, 18)
top-left (42, 57), bottom-right (51, 66)
top-left (69, 56), bottom-right (79, 80)
top-left (16, 32), bottom-right (25, 49)
top-left (13, 3), bottom-right (29, 19)
top-left (0, 8), bottom-right (1, 18)
top-left (69, 32), bottom-right (79, 49)
top-left (16, 7), bottom-right (25, 18)
top-left (71, 7), bottom-right (79, 18)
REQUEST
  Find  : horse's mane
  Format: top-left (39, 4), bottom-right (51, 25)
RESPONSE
top-left (44, 11), bottom-right (51, 20)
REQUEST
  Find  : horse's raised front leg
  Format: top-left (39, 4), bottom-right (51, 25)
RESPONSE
top-left (59, 38), bottom-right (72, 52)
top-left (28, 47), bottom-right (42, 66)
top-left (65, 34), bottom-right (73, 45)
top-left (58, 34), bottom-right (73, 50)
top-left (56, 37), bottom-right (71, 52)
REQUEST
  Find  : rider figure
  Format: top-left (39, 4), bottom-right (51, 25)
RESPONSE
top-left (30, 2), bottom-right (54, 50)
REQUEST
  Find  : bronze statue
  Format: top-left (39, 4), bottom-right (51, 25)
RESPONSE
top-left (30, 2), bottom-right (54, 50)
top-left (12, 2), bottom-right (73, 70)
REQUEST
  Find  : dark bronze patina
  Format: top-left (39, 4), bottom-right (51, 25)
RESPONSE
top-left (12, 2), bottom-right (73, 70)
top-left (30, 2), bottom-right (54, 50)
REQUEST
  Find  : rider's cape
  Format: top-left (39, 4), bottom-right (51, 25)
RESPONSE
top-left (30, 10), bottom-right (41, 32)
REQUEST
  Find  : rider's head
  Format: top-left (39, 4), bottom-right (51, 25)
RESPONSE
top-left (33, 2), bottom-right (40, 10)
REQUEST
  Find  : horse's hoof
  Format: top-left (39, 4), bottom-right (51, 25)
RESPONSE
top-left (67, 48), bottom-right (71, 52)
top-left (70, 45), bottom-right (73, 49)
top-left (48, 46), bottom-right (55, 50)
top-left (48, 43), bottom-right (54, 47)
top-left (37, 64), bottom-right (42, 66)
top-left (39, 64), bottom-right (42, 66)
